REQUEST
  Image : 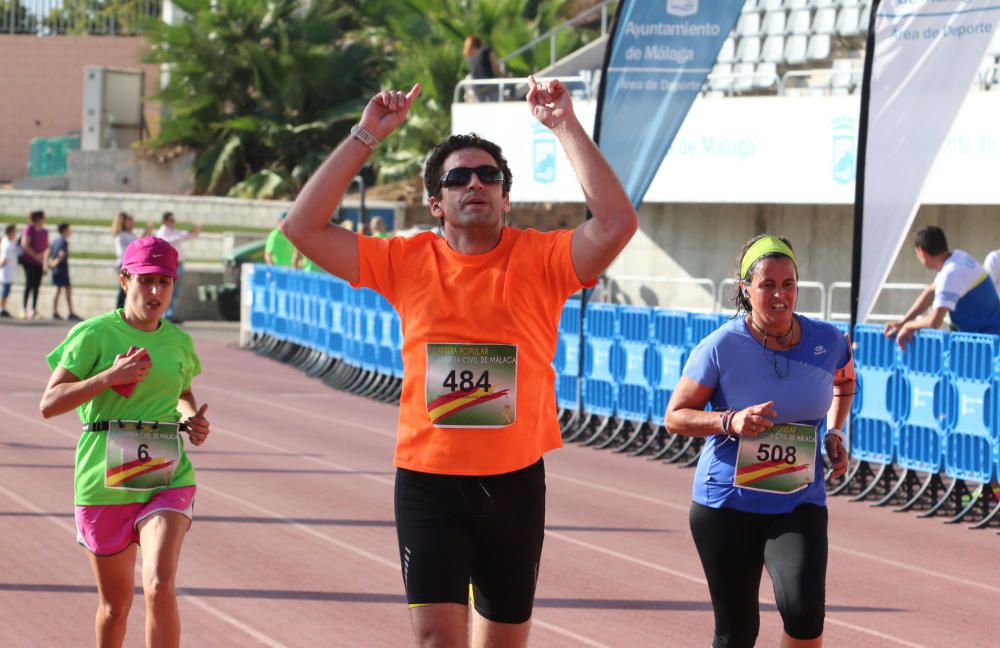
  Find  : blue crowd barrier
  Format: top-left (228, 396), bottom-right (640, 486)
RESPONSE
top-left (944, 334), bottom-right (999, 483)
top-left (895, 330), bottom-right (948, 474)
top-left (851, 324), bottom-right (897, 467)
top-left (582, 303), bottom-right (619, 417)
top-left (614, 307), bottom-right (652, 423)
top-left (245, 266), bottom-right (1000, 500)
top-left (554, 301), bottom-right (582, 411)
top-left (647, 309), bottom-right (690, 425)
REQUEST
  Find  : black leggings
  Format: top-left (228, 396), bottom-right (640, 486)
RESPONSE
top-left (22, 263), bottom-right (42, 311)
top-left (689, 502), bottom-right (828, 648)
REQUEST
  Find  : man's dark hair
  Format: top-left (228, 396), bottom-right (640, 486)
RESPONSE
top-left (58, 223), bottom-right (70, 234)
top-left (29, 210), bottom-right (45, 223)
top-left (4, 224), bottom-right (15, 236)
top-left (162, 211), bottom-right (174, 224)
top-left (914, 226), bottom-right (948, 256)
top-left (423, 133), bottom-right (512, 199)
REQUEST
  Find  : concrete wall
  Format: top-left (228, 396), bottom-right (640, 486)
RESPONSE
top-left (67, 149), bottom-right (195, 194)
top-left (607, 202), bottom-right (1000, 322)
top-left (0, 190), bottom-right (404, 231)
top-left (0, 36), bottom-right (161, 182)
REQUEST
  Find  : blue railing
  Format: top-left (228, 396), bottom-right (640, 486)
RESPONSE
top-left (247, 264), bottom-right (1000, 528)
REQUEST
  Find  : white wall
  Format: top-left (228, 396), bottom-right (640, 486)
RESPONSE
top-left (453, 91), bottom-right (1000, 205)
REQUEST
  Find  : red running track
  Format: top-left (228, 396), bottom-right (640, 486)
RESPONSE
top-left (1, 321), bottom-right (997, 647)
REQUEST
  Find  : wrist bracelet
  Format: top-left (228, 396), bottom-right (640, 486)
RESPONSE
top-left (350, 124), bottom-right (378, 150)
top-left (827, 428), bottom-right (847, 443)
top-left (720, 409), bottom-right (735, 435)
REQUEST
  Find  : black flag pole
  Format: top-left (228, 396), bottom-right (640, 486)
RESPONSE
top-left (849, 0), bottom-right (881, 333)
top-left (574, 0), bottom-right (629, 423)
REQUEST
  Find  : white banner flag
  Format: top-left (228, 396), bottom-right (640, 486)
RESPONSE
top-left (855, 0), bottom-right (1000, 324)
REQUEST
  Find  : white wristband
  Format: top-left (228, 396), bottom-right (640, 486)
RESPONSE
top-left (826, 428), bottom-right (847, 443)
top-left (350, 124), bottom-right (378, 150)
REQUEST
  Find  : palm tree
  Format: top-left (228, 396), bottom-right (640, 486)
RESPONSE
top-left (143, 0), bottom-right (386, 197)
top-left (361, 0), bottom-right (591, 183)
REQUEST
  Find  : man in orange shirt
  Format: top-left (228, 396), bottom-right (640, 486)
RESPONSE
top-left (283, 76), bottom-right (637, 647)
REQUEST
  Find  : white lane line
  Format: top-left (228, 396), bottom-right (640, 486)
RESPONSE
top-left (531, 619), bottom-right (612, 648)
top-left (197, 382), bottom-right (397, 440)
top-left (0, 407), bottom-right (290, 647)
top-left (198, 484), bottom-right (398, 570)
top-left (547, 471), bottom-right (690, 513)
top-left (830, 545), bottom-right (1000, 596)
top-left (198, 470), bottom-right (609, 647)
top-left (0, 393), bottom-right (962, 647)
top-left (0, 483), bottom-right (288, 648)
top-left (0, 402), bottom-right (604, 647)
top-left (545, 530), bottom-right (927, 648)
top-left (205, 421), bottom-right (929, 648)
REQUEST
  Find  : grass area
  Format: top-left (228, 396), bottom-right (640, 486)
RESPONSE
top-left (0, 214), bottom-right (270, 235)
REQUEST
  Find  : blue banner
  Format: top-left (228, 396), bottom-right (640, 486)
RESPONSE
top-left (597, 0), bottom-right (743, 208)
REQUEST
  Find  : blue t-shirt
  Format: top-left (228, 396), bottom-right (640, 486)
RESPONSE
top-left (934, 250), bottom-right (1000, 335)
top-left (49, 236), bottom-right (69, 279)
top-left (682, 315), bottom-right (851, 514)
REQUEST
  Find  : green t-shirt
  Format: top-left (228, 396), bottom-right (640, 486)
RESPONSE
top-left (265, 228), bottom-right (296, 267)
top-left (302, 256), bottom-right (326, 273)
top-left (46, 310), bottom-right (202, 505)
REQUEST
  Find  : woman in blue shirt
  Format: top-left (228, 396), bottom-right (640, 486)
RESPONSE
top-left (665, 235), bottom-right (854, 648)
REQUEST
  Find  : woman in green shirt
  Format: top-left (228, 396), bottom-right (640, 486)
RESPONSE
top-left (40, 236), bottom-right (211, 648)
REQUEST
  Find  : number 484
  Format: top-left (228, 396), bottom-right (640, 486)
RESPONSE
top-left (443, 370), bottom-right (491, 393)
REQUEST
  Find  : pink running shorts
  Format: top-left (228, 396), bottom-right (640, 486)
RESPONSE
top-left (75, 486), bottom-right (196, 556)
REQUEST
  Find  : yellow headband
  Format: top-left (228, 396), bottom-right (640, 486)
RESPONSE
top-left (740, 236), bottom-right (797, 279)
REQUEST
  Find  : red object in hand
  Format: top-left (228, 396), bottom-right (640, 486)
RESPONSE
top-left (111, 346), bottom-right (149, 398)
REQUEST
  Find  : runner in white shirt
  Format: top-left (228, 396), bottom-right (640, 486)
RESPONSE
top-left (0, 224), bottom-right (19, 317)
top-left (155, 212), bottom-right (201, 323)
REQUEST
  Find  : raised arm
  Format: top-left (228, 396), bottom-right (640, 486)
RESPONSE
top-left (282, 85), bottom-right (421, 284)
top-left (526, 76), bottom-right (637, 284)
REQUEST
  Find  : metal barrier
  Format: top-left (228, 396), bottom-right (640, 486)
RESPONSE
top-left (2, 0), bottom-right (160, 35)
top-left (244, 265), bottom-right (1000, 531)
top-left (607, 275), bottom-right (717, 313)
top-left (827, 281), bottom-right (930, 323)
top-left (498, 0), bottom-right (617, 72)
top-left (453, 75), bottom-right (592, 104)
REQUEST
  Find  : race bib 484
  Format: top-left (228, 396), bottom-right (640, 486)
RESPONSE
top-left (425, 343), bottom-right (517, 428)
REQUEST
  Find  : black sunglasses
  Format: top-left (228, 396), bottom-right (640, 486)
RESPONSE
top-left (440, 165), bottom-right (505, 188)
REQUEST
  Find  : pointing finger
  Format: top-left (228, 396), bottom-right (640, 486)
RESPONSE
top-left (404, 83), bottom-right (421, 106)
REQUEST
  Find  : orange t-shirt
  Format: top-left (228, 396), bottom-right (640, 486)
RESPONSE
top-left (355, 227), bottom-right (593, 475)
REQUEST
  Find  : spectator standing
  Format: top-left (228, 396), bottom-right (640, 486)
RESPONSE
top-left (464, 35), bottom-right (505, 101)
top-left (0, 224), bottom-right (18, 317)
top-left (884, 226), bottom-right (1000, 348)
top-left (112, 212), bottom-right (152, 309)
top-left (368, 215), bottom-right (389, 239)
top-left (19, 210), bottom-right (49, 320)
top-left (156, 212), bottom-right (202, 324)
top-left (49, 223), bottom-right (81, 321)
top-left (264, 212), bottom-right (297, 267)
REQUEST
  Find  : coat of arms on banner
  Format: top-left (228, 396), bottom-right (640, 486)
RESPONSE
top-left (831, 116), bottom-right (857, 184)
top-left (667, 0), bottom-right (698, 17)
top-left (532, 123), bottom-right (556, 184)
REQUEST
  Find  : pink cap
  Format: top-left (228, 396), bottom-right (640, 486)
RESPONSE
top-left (121, 237), bottom-right (179, 279)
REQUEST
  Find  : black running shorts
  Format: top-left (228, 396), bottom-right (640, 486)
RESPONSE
top-left (394, 458), bottom-right (546, 624)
